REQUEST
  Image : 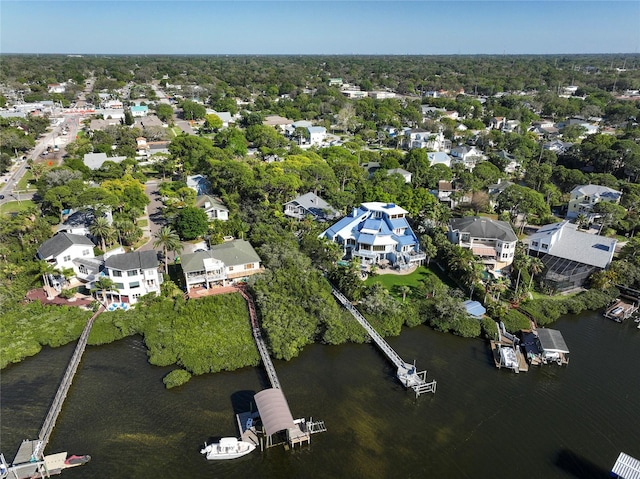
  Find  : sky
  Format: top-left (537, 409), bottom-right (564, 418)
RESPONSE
top-left (1, 1), bottom-right (639, 55)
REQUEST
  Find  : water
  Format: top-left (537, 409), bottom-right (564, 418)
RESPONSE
top-left (2, 311), bottom-right (639, 478)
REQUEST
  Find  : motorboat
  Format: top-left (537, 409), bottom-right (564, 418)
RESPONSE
top-left (64, 454), bottom-right (91, 465)
top-left (200, 437), bottom-right (256, 460)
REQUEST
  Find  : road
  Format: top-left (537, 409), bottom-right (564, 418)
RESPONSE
top-left (138, 180), bottom-right (167, 252)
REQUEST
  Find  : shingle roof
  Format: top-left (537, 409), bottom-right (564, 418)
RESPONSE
top-left (571, 184), bottom-right (622, 201)
top-left (195, 195), bottom-right (228, 211)
top-left (105, 250), bottom-right (159, 271)
top-left (180, 240), bottom-right (260, 273)
top-left (37, 233), bottom-right (95, 260)
top-left (449, 217), bottom-right (517, 242)
top-left (284, 192), bottom-right (337, 216)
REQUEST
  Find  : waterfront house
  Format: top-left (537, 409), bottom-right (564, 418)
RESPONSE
top-left (566, 184), bottom-right (623, 220)
top-left (102, 250), bottom-right (162, 304)
top-left (526, 220), bottom-right (616, 291)
top-left (37, 232), bottom-right (96, 275)
top-left (195, 195), bottom-right (229, 221)
top-left (448, 217), bottom-right (517, 270)
top-left (283, 192), bottom-right (340, 221)
top-left (180, 239), bottom-right (262, 293)
top-left (319, 202), bottom-right (426, 268)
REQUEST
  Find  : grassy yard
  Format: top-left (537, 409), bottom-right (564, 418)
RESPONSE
top-left (365, 266), bottom-right (442, 297)
top-left (0, 200), bottom-right (36, 216)
top-left (137, 219), bottom-right (149, 227)
top-left (16, 171), bottom-right (35, 190)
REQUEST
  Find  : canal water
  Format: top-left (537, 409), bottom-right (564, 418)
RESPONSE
top-left (2, 310), bottom-right (639, 478)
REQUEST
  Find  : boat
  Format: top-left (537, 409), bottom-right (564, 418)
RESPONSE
top-left (200, 437), bottom-right (256, 460)
top-left (64, 454), bottom-right (91, 465)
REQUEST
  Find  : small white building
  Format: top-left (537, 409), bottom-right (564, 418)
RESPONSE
top-left (36, 232), bottom-right (96, 274)
top-left (307, 126), bottom-right (327, 146)
top-left (195, 194), bottom-right (229, 221)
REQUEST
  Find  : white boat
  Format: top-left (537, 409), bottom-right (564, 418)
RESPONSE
top-left (200, 437), bottom-right (256, 460)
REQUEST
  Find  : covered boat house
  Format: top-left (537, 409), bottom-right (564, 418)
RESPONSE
top-left (521, 328), bottom-right (570, 366)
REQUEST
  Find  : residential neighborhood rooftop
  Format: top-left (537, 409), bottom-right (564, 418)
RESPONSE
top-left (104, 250), bottom-right (159, 271)
top-left (37, 232), bottom-right (95, 260)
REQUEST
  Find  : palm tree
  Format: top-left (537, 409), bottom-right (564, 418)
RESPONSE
top-left (38, 260), bottom-right (58, 299)
top-left (512, 243), bottom-right (530, 292)
top-left (90, 216), bottom-right (115, 251)
top-left (153, 226), bottom-right (183, 275)
top-left (576, 214), bottom-right (588, 230)
top-left (528, 257), bottom-right (545, 290)
top-left (399, 285), bottom-right (411, 302)
top-left (91, 277), bottom-right (117, 305)
top-left (420, 235), bottom-right (438, 266)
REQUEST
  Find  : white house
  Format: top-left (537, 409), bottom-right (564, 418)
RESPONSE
top-left (103, 100), bottom-right (124, 109)
top-left (403, 129), bottom-right (449, 151)
top-left (427, 152), bottom-right (453, 168)
top-left (448, 216), bottom-right (518, 270)
top-left (307, 126), bottom-right (327, 146)
top-left (36, 232), bottom-right (96, 274)
top-left (180, 239), bottom-right (262, 293)
top-left (195, 195), bottom-right (229, 221)
top-left (387, 168), bottom-right (412, 184)
top-left (526, 220), bottom-right (616, 290)
top-left (103, 250), bottom-right (162, 304)
top-left (320, 202), bottom-right (426, 268)
top-left (48, 83), bottom-right (66, 94)
top-left (450, 145), bottom-right (486, 169)
top-left (566, 184), bottom-right (623, 219)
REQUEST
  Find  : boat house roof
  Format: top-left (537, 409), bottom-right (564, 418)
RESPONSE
top-left (611, 452), bottom-right (640, 479)
top-left (537, 328), bottom-right (569, 354)
top-left (254, 388), bottom-right (295, 437)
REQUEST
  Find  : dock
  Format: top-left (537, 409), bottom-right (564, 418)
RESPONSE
top-left (330, 284), bottom-right (436, 397)
top-left (490, 323), bottom-right (528, 373)
top-left (235, 288), bottom-right (326, 450)
top-left (604, 298), bottom-right (639, 323)
top-left (1, 308), bottom-right (101, 478)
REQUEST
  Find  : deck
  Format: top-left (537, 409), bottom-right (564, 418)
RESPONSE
top-left (604, 299), bottom-right (639, 323)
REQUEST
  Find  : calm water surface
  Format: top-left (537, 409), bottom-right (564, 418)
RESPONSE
top-left (2, 311), bottom-right (639, 478)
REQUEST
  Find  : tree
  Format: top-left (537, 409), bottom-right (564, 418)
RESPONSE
top-left (91, 277), bottom-right (117, 305)
top-left (156, 103), bottom-right (174, 124)
top-left (399, 285), bottom-right (410, 302)
top-left (420, 234), bottom-right (438, 266)
top-left (528, 257), bottom-right (544, 290)
top-left (89, 216), bottom-right (115, 251)
top-left (153, 226), bottom-right (183, 275)
top-left (204, 113), bottom-right (223, 131)
top-left (181, 100), bottom-right (206, 120)
top-left (174, 207), bottom-right (208, 241)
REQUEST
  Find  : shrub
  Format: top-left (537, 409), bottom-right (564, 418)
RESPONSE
top-left (452, 316), bottom-right (482, 338)
top-left (163, 369), bottom-right (192, 389)
top-left (502, 309), bottom-right (531, 332)
top-left (481, 317), bottom-right (499, 340)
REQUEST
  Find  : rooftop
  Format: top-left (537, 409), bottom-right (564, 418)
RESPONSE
top-left (37, 233), bottom-right (95, 260)
top-left (105, 250), bottom-right (159, 271)
top-left (450, 217), bottom-right (517, 242)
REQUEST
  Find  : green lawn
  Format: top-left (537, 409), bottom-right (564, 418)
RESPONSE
top-left (16, 171), bottom-right (35, 190)
top-left (137, 219), bottom-right (148, 227)
top-left (365, 266), bottom-right (442, 297)
top-left (0, 200), bottom-right (36, 216)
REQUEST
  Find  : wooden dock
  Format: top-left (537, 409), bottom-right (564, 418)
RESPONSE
top-left (330, 284), bottom-right (436, 397)
top-left (604, 299), bottom-right (639, 323)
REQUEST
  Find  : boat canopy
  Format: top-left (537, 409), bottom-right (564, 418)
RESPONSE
top-left (254, 388), bottom-right (296, 437)
top-left (537, 329), bottom-right (570, 354)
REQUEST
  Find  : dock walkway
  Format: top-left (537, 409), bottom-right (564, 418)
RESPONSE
top-left (330, 284), bottom-right (436, 396)
top-left (237, 288), bottom-right (281, 390)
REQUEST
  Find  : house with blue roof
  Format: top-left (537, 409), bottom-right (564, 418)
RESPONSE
top-left (319, 202), bottom-right (426, 268)
top-left (131, 105), bottom-right (148, 117)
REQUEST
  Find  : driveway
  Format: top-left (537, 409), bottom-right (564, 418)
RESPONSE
top-left (138, 180), bottom-right (167, 252)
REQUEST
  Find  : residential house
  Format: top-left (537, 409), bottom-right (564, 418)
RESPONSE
top-left (368, 91), bottom-right (396, 100)
top-left (450, 145), bottom-right (486, 169)
top-left (490, 117), bottom-right (506, 130)
top-left (37, 232), bottom-right (96, 275)
top-left (543, 139), bottom-right (573, 154)
top-left (341, 90), bottom-right (368, 99)
top-left (448, 216), bottom-right (518, 270)
top-left (103, 250), bottom-right (162, 304)
top-left (207, 110), bottom-right (235, 127)
top-left (83, 152), bottom-right (127, 170)
top-left (427, 152), bottom-right (453, 168)
top-left (103, 99), bottom-right (124, 109)
top-left (283, 192), bottom-right (341, 221)
top-left (48, 83), bottom-right (66, 94)
top-left (487, 179), bottom-right (515, 208)
top-left (195, 195), bottom-right (229, 221)
top-left (136, 137), bottom-right (149, 157)
top-left (526, 220), bottom-right (616, 290)
top-left (263, 115), bottom-right (293, 132)
top-left (186, 175), bottom-right (211, 195)
top-left (180, 239), bottom-right (262, 293)
top-left (403, 128), bottom-right (449, 151)
top-left (134, 115), bottom-right (164, 129)
top-left (328, 78), bottom-right (343, 87)
top-left (387, 168), bottom-right (412, 184)
top-left (432, 180), bottom-right (471, 209)
top-left (421, 105), bottom-right (446, 120)
top-left (529, 120), bottom-right (559, 137)
top-left (319, 202), bottom-right (426, 268)
top-left (566, 184), bottom-right (623, 219)
top-left (130, 105), bottom-right (148, 117)
top-left (494, 150), bottom-right (521, 174)
top-left (307, 126), bottom-right (327, 146)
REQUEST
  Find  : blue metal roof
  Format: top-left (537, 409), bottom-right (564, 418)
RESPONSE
top-left (396, 235), bottom-right (416, 246)
top-left (325, 215), bottom-right (359, 238)
top-left (464, 300), bottom-right (486, 318)
top-left (361, 218), bottom-right (382, 231)
top-left (358, 233), bottom-right (376, 245)
top-left (389, 217), bottom-right (409, 229)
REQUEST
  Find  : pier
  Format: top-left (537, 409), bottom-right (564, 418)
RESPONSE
top-left (330, 284), bottom-right (436, 397)
top-left (2, 308), bottom-right (101, 478)
top-left (604, 298), bottom-right (639, 323)
top-left (236, 288), bottom-right (326, 449)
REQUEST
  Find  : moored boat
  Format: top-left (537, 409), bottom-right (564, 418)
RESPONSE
top-left (200, 437), bottom-right (256, 460)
